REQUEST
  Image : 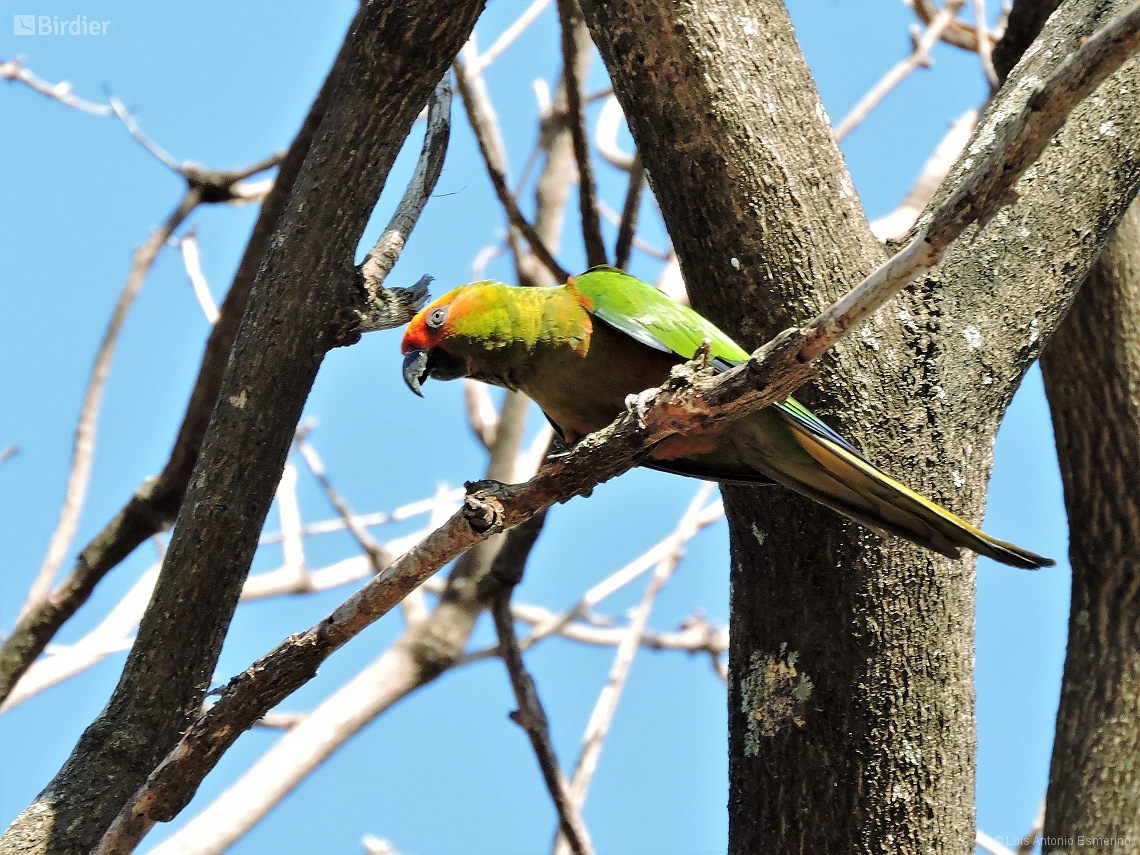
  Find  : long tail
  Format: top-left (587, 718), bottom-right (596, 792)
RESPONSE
top-left (658, 403), bottom-right (1054, 569)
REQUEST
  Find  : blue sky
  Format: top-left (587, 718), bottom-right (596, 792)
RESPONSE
top-left (1, 1), bottom-right (1069, 853)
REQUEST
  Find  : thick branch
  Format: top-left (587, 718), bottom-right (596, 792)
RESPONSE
top-left (1040, 197), bottom-right (1140, 853)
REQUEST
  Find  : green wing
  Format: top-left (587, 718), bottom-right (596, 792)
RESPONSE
top-left (573, 266), bottom-right (749, 364)
top-left (572, 266), bottom-right (870, 463)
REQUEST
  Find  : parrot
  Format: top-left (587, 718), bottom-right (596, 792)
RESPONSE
top-left (400, 266), bottom-right (1053, 569)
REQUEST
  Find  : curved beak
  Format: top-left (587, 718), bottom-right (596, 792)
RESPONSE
top-left (402, 349), bottom-right (430, 397)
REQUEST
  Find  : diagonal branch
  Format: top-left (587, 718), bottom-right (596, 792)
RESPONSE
top-left (358, 74), bottom-right (452, 330)
top-left (834, 0), bottom-right (967, 141)
top-left (454, 56), bottom-right (572, 283)
top-left (20, 188), bottom-right (202, 623)
top-left (613, 153), bottom-right (644, 269)
top-left (1, 57), bottom-right (114, 114)
top-left (556, 0), bottom-right (608, 267)
top-left (491, 578), bottom-right (595, 855)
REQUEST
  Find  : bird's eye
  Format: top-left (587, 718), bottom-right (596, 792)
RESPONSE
top-left (425, 306), bottom-right (449, 330)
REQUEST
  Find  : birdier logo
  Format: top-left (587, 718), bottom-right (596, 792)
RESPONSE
top-left (13, 14), bottom-right (110, 35)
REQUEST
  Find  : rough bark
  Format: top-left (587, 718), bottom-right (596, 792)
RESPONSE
top-left (0, 2), bottom-right (483, 853)
top-left (577, 0), bottom-right (1140, 852)
top-left (1040, 199), bottom-right (1140, 854)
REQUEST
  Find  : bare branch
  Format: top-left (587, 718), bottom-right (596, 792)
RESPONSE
top-left (597, 199), bottom-right (669, 260)
top-left (0, 445), bottom-right (18, 466)
top-left (467, 0), bottom-right (555, 76)
top-left (552, 484), bottom-right (712, 854)
top-left (108, 96), bottom-right (184, 173)
top-left (908, 0), bottom-right (1003, 51)
top-left (835, 0), bottom-right (967, 141)
top-left (455, 54), bottom-right (572, 283)
top-left (21, 188), bottom-right (202, 623)
top-left (974, 0), bottom-right (1001, 89)
top-left (594, 95), bottom-right (635, 171)
top-left (358, 75), bottom-right (452, 331)
top-left (492, 591), bottom-right (595, 855)
top-left (1, 57), bottom-right (113, 115)
top-left (614, 153), bottom-right (644, 269)
top-left (259, 488), bottom-right (464, 545)
top-left (294, 431), bottom-right (393, 573)
top-left (557, 0), bottom-right (608, 267)
top-left (176, 229), bottom-right (220, 324)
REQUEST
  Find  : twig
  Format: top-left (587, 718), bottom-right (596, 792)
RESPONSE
top-left (20, 188), bottom-right (203, 623)
top-left (0, 445), bottom-right (17, 466)
top-left (552, 484), bottom-right (713, 855)
top-left (358, 75), bottom-right (451, 330)
top-left (1, 58), bottom-right (113, 115)
top-left (1, 563), bottom-right (160, 713)
top-left (259, 488), bottom-right (464, 544)
top-left (467, 0), bottom-right (555, 76)
top-left (973, 0), bottom-right (1001, 90)
top-left (464, 380), bottom-right (499, 449)
top-left (108, 96), bottom-right (285, 191)
top-left (908, 0), bottom-right (1005, 51)
top-left (597, 200), bottom-right (668, 260)
top-left (176, 229), bottom-right (220, 324)
top-left (557, 0), bottom-right (608, 267)
top-left (834, 0), bottom-right (968, 141)
top-left (455, 54), bottom-right (571, 283)
top-left (492, 591), bottom-right (596, 855)
top-left (108, 96), bottom-right (183, 173)
top-left (594, 95), bottom-right (636, 171)
top-left (251, 711), bottom-right (306, 731)
top-left (292, 430), bottom-right (427, 624)
top-left (95, 7), bottom-right (1135, 840)
top-left (294, 430), bottom-right (393, 573)
top-left (515, 496), bottom-right (722, 651)
top-left (614, 153), bottom-right (644, 269)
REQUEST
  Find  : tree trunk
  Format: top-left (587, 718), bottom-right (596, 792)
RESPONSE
top-left (0, 2), bottom-right (483, 853)
top-left (1040, 199), bottom-right (1140, 854)
top-left (577, 0), bottom-right (1140, 851)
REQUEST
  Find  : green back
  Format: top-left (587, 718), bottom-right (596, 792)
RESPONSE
top-left (572, 266), bottom-right (869, 461)
top-left (572, 267), bottom-right (750, 364)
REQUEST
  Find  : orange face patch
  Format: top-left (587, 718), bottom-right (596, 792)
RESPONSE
top-left (401, 294), bottom-right (455, 353)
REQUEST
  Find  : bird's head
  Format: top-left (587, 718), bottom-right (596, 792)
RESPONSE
top-left (400, 288), bottom-right (469, 396)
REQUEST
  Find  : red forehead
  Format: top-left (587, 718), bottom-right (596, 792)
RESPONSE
top-left (401, 293), bottom-right (453, 353)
